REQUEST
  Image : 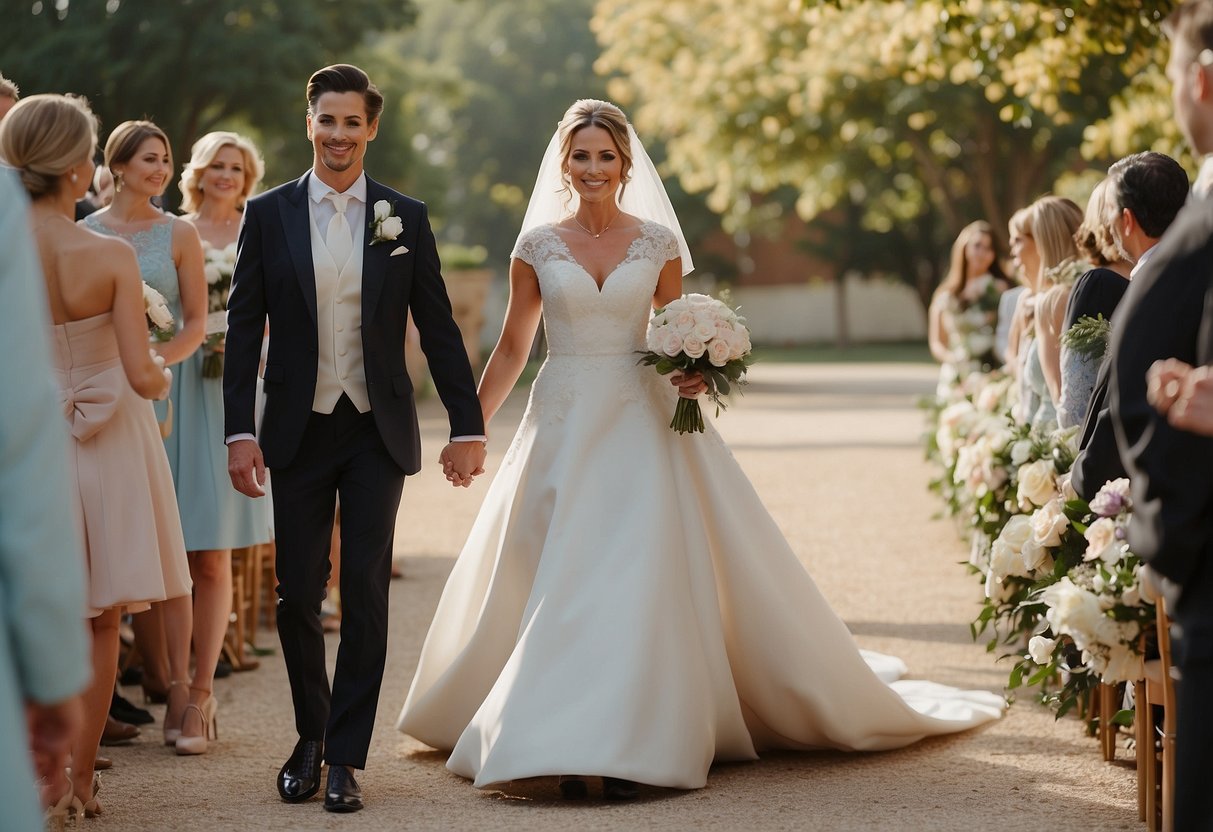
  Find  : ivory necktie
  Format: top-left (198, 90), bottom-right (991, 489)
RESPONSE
top-left (325, 191), bottom-right (354, 269)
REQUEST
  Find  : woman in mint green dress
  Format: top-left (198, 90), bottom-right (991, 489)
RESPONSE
top-left (84, 120), bottom-right (227, 755)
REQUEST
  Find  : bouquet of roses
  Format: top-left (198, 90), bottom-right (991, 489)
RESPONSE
top-left (144, 281), bottom-right (174, 339)
top-left (200, 242), bottom-right (237, 378)
top-left (638, 293), bottom-right (753, 433)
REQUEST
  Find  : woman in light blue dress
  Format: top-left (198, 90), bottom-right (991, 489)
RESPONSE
top-left (84, 119), bottom-right (224, 754)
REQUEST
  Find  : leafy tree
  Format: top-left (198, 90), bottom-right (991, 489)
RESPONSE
top-left (2, 0), bottom-right (417, 201)
top-left (593, 0), bottom-right (1179, 297)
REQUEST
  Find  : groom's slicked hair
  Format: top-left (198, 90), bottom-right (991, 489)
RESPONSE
top-left (1107, 151), bottom-right (1189, 239)
top-left (307, 64), bottom-right (384, 123)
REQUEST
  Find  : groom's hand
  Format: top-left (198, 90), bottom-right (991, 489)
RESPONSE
top-left (228, 439), bottom-right (267, 497)
top-left (439, 441), bottom-right (486, 488)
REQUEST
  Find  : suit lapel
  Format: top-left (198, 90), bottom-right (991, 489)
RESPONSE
top-left (279, 172), bottom-right (318, 326)
top-left (362, 176), bottom-right (391, 319)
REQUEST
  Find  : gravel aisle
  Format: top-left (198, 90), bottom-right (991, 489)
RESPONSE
top-left (101, 362), bottom-right (1138, 831)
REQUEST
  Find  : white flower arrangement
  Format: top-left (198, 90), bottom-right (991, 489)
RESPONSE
top-left (143, 282), bottom-right (174, 336)
top-left (369, 199), bottom-right (403, 244)
top-left (639, 293), bottom-right (753, 433)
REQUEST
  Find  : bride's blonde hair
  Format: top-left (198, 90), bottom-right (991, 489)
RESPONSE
top-left (556, 99), bottom-right (633, 208)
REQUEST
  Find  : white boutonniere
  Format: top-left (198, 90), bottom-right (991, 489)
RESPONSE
top-left (369, 199), bottom-right (403, 245)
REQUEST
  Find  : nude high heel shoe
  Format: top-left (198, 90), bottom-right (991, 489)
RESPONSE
top-left (163, 680), bottom-right (189, 746)
top-left (175, 691), bottom-right (218, 756)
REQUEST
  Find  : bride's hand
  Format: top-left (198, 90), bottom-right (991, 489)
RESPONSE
top-left (670, 371), bottom-right (707, 399)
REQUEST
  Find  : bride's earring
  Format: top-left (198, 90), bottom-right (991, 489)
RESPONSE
top-left (114, 171), bottom-right (124, 193)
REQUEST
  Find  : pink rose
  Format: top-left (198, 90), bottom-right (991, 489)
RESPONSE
top-left (660, 330), bottom-right (685, 357)
top-left (707, 338), bottom-right (732, 367)
top-left (682, 335), bottom-right (706, 359)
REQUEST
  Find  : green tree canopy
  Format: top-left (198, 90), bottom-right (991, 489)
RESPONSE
top-left (593, 0), bottom-right (1180, 296)
top-left (2, 0), bottom-right (417, 198)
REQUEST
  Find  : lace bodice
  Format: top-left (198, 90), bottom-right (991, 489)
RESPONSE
top-left (83, 214), bottom-right (181, 320)
top-left (512, 221), bottom-right (680, 356)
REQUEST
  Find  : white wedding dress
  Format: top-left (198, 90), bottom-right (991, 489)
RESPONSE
top-left (397, 221), bottom-right (1004, 790)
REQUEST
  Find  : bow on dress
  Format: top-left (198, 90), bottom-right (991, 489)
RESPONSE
top-left (58, 368), bottom-right (124, 441)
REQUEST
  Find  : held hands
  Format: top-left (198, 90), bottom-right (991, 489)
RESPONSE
top-left (227, 438), bottom-right (267, 498)
top-left (439, 441), bottom-right (486, 488)
top-left (1147, 359), bottom-right (1213, 437)
top-left (670, 371), bottom-right (708, 399)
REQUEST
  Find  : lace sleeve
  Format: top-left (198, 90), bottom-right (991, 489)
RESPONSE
top-left (633, 222), bottom-right (681, 268)
top-left (511, 227), bottom-right (542, 266)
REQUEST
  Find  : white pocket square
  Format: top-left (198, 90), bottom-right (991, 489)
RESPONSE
top-left (390, 246), bottom-right (409, 257)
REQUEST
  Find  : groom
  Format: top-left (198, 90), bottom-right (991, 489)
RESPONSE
top-left (223, 64), bottom-right (486, 813)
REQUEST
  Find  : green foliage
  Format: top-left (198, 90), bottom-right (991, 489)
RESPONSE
top-left (1062, 314), bottom-right (1112, 360)
top-left (2, 0), bottom-right (417, 205)
top-left (594, 0), bottom-right (1181, 295)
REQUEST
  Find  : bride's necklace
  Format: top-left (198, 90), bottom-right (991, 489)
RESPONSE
top-left (571, 210), bottom-right (619, 239)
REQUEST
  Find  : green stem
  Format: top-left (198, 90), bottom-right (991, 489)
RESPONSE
top-left (670, 397), bottom-right (705, 434)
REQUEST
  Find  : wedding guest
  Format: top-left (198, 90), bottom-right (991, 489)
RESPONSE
top-left (928, 221), bottom-right (1008, 392)
top-left (1110, 4), bottom-right (1213, 827)
top-left (164, 131), bottom-right (275, 741)
top-left (1028, 196), bottom-right (1084, 425)
top-left (0, 73), bottom-right (18, 123)
top-left (0, 164), bottom-right (89, 832)
top-left (1, 93), bottom-right (187, 818)
top-left (83, 119), bottom-right (208, 752)
top-left (1055, 178), bottom-right (1129, 428)
top-left (1003, 207), bottom-right (1037, 379)
top-left (1070, 152), bottom-right (1189, 500)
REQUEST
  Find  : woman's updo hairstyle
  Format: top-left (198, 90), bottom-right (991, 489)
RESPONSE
top-left (0, 93), bottom-right (98, 199)
top-left (556, 99), bottom-right (633, 206)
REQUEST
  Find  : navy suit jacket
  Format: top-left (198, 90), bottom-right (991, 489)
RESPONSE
top-left (223, 172), bottom-right (483, 474)
top-left (1109, 197), bottom-right (1213, 633)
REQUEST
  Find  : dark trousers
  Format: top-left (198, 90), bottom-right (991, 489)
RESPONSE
top-left (1174, 575), bottom-right (1213, 832)
top-left (271, 395), bottom-right (405, 769)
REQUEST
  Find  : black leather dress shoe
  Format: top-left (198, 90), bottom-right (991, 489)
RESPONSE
top-left (324, 765), bottom-right (363, 813)
top-left (278, 739), bottom-right (323, 803)
top-left (602, 777), bottom-right (639, 801)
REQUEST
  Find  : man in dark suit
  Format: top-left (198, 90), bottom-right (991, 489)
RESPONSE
top-left (1068, 152), bottom-right (1188, 500)
top-left (223, 64), bottom-right (486, 813)
top-left (1109, 4), bottom-right (1213, 828)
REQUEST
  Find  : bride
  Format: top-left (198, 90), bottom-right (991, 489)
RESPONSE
top-left (397, 99), bottom-right (1004, 799)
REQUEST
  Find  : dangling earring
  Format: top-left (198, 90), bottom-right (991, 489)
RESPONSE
top-left (114, 171), bottom-right (124, 193)
top-left (70, 170), bottom-right (79, 183)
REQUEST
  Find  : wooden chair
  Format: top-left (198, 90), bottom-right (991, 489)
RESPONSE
top-left (1097, 682), bottom-right (1120, 762)
top-left (1140, 598), bottom-right (1177, 832)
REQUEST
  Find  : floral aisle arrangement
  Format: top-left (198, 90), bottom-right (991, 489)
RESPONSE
top-left (638, 293), bottom-right (753, 433)
top-left (922, 365), bottom-right (1155, 719)
top-left (200, 242), bottom-right (237, 378)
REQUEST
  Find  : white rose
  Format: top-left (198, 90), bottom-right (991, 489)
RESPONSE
top-left (731, 328), bottom-right (752, 358)
top-left (1082, 517), bottom-right (1118, 563)
top-left (1028, 635), bottom-right (1056, 665)
top-left (1122, 584), bottom-right (1141, 607)
top-left (707, 338), bottom-right (732, 367)
top-left (1059, 472), bottom-right (1078, 502)
top-left (1020, 537), bottom-right (1053, 574)
top-left (1017, 459), bottom-right (1057, 509)
top-left (373, 199), bottom-right (392, 222)
top-left (659, 330), bottom-right (685, 357)
top-left (976, 384), bottom-right (1002, 413)
top-left (682, 335), bottom-right (706, 359)
top-left (692, 316), bottom-right (718, 342)
top-left (673, 311), bottom-right (697, 335)
top-left (1031, 499), bottom-right (1070, 547)
top-left (984, 567), bottom-right (1013, 602)
top-left (204, 262), bottom-right (223, 285)
top-left (995, 514), bottom-right (1033, 553)
top-left (1043, 579), bottom-right (1104, 648)
top-left (379, 216), bottom-right (403, 239)
top-left (940, 401), bottom-right (976, 430)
